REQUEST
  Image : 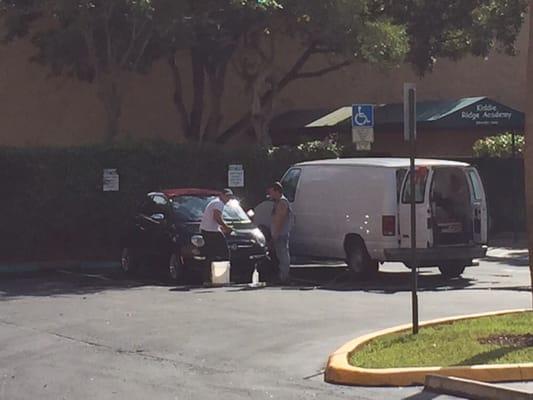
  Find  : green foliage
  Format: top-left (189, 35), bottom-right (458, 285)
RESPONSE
top-left (350, 311), bottom-right (533, 368)
top-left (382, 0), bottom-right (527, 74)
top-left (0, 141), bottom-right (336, 261)
top-left (0, 143), bottom-right (525, 261)
top-left (2, 0), bottom-right (158, 78)
top-left (473, 132), bottom-right (524, 158)
top-left (2, 0), bottom-right (526, 143)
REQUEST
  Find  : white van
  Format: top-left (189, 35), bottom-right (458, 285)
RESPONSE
top-left (255, 158), bottom-right (488, 278)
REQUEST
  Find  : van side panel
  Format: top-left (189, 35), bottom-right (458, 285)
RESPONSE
top-left (292, 165), bottom-right (397, 260)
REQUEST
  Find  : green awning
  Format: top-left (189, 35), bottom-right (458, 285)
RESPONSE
top-left (304, 97), bottom-right (524, 130)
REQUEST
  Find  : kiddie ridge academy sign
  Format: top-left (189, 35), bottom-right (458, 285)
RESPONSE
top-left (461, 103), bottom-right (512, 126)
top-left (440, 97), bottom-right (524, 130)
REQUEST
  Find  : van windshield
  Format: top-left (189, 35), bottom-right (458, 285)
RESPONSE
top-left (402, 167), bottom-right (428, 203)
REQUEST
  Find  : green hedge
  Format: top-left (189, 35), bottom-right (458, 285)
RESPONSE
top-left (0, 141), bottom-right (524, 262)
top-left (0, 141), bottom-right (342, 261)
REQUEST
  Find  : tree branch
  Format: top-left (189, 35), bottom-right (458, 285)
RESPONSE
top-left (216, 43), bottom-right (318, 144)
top-left (293, 60), bottom-right (351, 80)
top-left (277, 43), bottom-right (317, 90)
top-left (104, 2), bottom-right (116, 69)
top-left (167, 53), bottom-right (191, 138)
top-left (132, 31), bottom-right (153, 70)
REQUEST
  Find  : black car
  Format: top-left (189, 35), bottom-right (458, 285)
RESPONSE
top-left (121, 188), bottom-right (269, 283)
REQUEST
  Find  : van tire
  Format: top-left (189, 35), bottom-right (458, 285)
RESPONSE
top-left (438, 263), bottom-right (466, 278)
top-left (345, 236), bottom-right (378, 279)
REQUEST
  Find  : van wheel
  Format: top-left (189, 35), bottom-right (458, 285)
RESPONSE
top-left (438, 263), bottom-right (466, 279)
top-left (346, 239), bottom-right (378, 279)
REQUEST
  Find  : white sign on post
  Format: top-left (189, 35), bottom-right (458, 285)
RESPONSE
top-left (103, 169), bottom-right (119, 192)
top-left (228, 164), bottom-right (244, 188)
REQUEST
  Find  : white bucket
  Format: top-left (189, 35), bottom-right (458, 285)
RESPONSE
top-left (211, 261), bottom-right (230, 285)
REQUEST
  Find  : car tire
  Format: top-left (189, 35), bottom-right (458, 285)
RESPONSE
top-left (346, 239), bottom-right (378, 279)
top-left (168, 253), bottom-right (185, 283)
top-left (121, 247), bottom-right (138, 275)
top-left (438, 263), bottom-right (466, 279)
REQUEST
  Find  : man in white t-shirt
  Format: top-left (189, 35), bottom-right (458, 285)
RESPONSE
top-left (200, 189), bottom-right (234, 282)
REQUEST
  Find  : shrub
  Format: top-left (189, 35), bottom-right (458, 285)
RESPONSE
top-left (473, 132), bottom-right (524, 158)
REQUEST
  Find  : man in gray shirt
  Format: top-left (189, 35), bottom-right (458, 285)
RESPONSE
top-left (267, 182), bottom-right (292, 284)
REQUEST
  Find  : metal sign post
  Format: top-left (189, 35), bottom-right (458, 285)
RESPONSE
top-left (404, 83), bottom-right (419, 335)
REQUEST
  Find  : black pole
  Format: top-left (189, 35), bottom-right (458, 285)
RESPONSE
top-left (408, 87), bottom-right (419, 335)
top-left (511, 131), bottom-right (517, 244)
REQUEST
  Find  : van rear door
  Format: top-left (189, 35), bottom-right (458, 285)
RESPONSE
top-left (398, 167), bottom-right (433, 248)
top-left (466, 168), bottom-right (488, 244)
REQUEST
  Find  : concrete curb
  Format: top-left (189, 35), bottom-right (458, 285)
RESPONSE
top-left (425, 374), bottom-right (533, 400)
top-left (0, 261), bottom-right (120, 274)
top-left (325, 309), bottom-right (533, 387)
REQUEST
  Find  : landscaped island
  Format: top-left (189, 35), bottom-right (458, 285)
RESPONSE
top-left (350, 311), bottom-right (533, 368)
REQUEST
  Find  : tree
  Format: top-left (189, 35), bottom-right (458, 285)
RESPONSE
top-left (1, 0), bottom-right (158, 141)
top-left (217, 0), bottom-right (528, 144)
top-left (220, 0), bottom-right (410, 144)
top-left (151, 0), bottom-right (281, 143)
top-left (525, 0), bottom-right (533, 307)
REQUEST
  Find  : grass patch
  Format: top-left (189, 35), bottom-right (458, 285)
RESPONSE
top-left (350, 311), bottom-right (533, 368)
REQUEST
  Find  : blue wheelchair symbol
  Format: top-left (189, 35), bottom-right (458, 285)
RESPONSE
top-left (352, 104), bottom-right (374, 127)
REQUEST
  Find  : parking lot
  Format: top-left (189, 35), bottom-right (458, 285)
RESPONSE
top-left (0, 249), bottom-right (531, 400)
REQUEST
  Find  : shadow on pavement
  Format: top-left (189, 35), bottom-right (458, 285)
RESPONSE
top-left (0, 268), bottom-right (159, 299)
top-left (0, 258), bottom-right (528, 299)
top-left (483, 250), bottom-right (529, 267)
top-left (286, 267), bottom-right (476, 294)
top-left (402, 390), bottom-right (443, 400)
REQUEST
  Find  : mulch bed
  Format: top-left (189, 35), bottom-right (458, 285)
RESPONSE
top-left (479, 334), bottom-right (533, 348)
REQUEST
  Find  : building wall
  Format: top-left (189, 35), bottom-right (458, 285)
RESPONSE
top-left (372, 128), bottom-right (503, 158)
top-left (0, 21), bottom-right (527, 147)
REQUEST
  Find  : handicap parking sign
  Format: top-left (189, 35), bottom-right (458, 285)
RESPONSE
top-left (352, 104), bottom-right (374, 127)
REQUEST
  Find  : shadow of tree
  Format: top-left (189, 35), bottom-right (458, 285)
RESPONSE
top-left (457, 346), bottom-right (523, 366)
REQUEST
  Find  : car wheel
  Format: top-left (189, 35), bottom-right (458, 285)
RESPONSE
top-left (438, 263), bottom-right (466, 279)
top-left (168, 253), bottom-right (185, 283)
top-left (346, 239), bottom-right (378, 279)
top-left (121, 247), bottom-right (138, 275)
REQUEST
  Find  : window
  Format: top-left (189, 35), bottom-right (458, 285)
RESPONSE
top-left (402, 168), bottom-right (428, 204)
top-left (280, 168), bottom-right (302, 202)
top-left (468, 170), bottom-right (483, 200)
top-left (396, 169), bottom-right (407, 202)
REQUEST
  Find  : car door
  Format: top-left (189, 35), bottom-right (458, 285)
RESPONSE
top-left (133, 197), bottom-right (156, 258)
top-left (466, 168), bottom-right (488, 244)
top-left (141, 194), bottom-right (171, 260)
top-left (398, 167), bottom-right (434, 249)
top-left (136, 195), bottom-right (165, 258)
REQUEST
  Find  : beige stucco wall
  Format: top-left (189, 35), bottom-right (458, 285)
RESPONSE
top-left (0, 22), bottom-right (527, 147)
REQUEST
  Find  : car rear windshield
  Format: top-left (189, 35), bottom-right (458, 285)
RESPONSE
top-left (170, 196), bottom-right (251, 223)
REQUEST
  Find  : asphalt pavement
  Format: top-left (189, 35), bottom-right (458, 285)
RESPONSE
top-left (0, 248), bottom-right (531, 400)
